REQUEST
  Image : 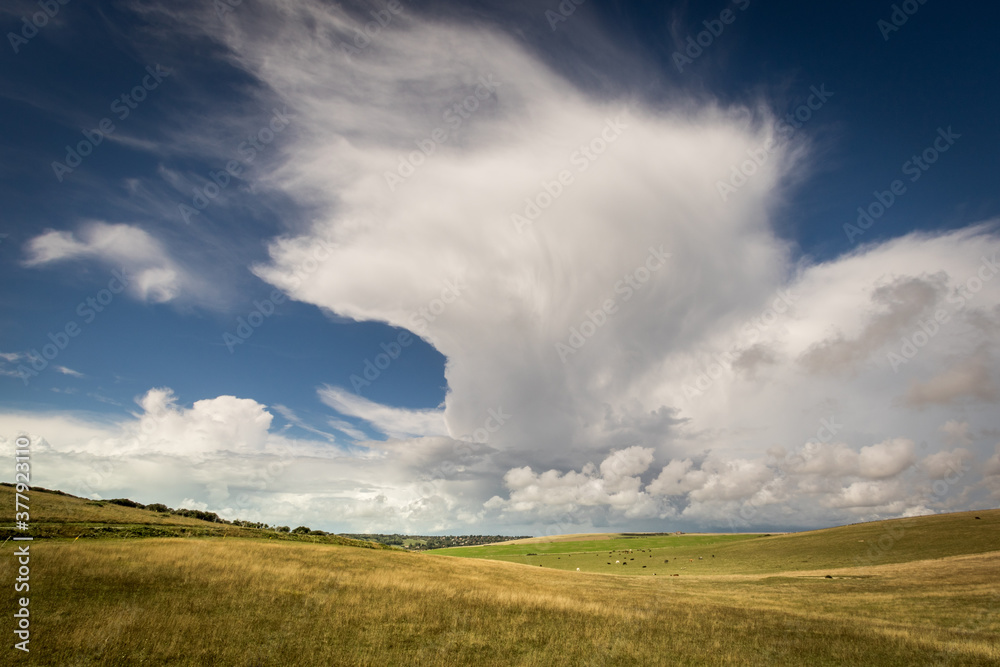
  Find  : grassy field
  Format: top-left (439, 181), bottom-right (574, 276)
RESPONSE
top-left (0, 487), bottom-right (997, 665)
top-left (431, 510), bottom-right (1000, 575)
top-left (3, 537), bottom-right (998, 665)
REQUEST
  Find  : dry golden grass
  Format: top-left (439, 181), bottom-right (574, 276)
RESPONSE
top-left (0, 485), bottom-right (212, 527)
top-left (2, 536), bottom-right (997, 666)
top-left (2, 489), bottom-right (996, 664)
top-left (0, 485), bottom-right (388, 548)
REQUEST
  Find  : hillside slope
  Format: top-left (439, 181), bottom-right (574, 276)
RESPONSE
top-left (432, 508), bottom-right (1000, 575)
top-left (0, 484), bottom-right (388, 549)
top-left (1, 536), bottom-right (996, 665)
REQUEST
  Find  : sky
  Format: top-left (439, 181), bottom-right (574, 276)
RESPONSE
top-left (1, 0), bottom-right (999, 535)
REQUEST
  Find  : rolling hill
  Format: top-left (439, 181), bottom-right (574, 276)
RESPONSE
top-left (1, 485), bottom-right (996, 665)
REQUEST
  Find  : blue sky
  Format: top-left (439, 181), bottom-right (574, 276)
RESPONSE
top-left (1, 0), bottom-right (999, 534)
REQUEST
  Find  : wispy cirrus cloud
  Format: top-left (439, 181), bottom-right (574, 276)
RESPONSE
top-left (318, 385), bottom-right (447, 440)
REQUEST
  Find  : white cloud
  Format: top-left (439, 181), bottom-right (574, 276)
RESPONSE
top-left (22, 222), bottom-right (212, 304)
top-left (828, 479), bottom-right (904, 509)
top-left (327, 418), bottom-right (368, 441)
top-left (272, 404), bottom-right (338, 442)
top-left (920, 447), bottom-right (973, 480)
top-left (903, 354), bottom-right (998, 407)
top-left (180, 2), bottom-right (1000, 529)
top-left (857, 438), bottom-right (917, 479)
top-left (8, 2), bottom-right (1000, 533)
top-left (491, 447), bottom-right (661, 519)
top-left (0, 388), bottom-right (492, 533)
top-left (984, 444), bottom-right (1000, 479)
top-left (318, 385), bottom-right (447, 439)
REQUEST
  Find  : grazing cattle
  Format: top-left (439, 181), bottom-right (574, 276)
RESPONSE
top-left (664, 559), bottom-right (669, 563)
top-left (616, 560), bottom-right (620, 563)
top-left (576, 568), bottom-right (580, 571)
top-left (698, 557), bottom-right (703, 560)
top-left (671, 574), bottom-right (679, 577)
top-left (642, 565), bottom-right (647, 568)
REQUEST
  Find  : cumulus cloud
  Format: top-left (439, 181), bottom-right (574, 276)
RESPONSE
top-left (857, 438), bottom-right (917, 478)
top-left (489, 446), bottom-right (661, 520)
top-left (9, 1), bottom-right (1000, 533)
top-left (147, 1), bottom-right (1000, 529)
top-left (0, 388), bottom-right (491, 533)
top-left (827, 479), bottom-right (905, 509)
top-left (904, 354), bottom-right (998, 407)
top-left (920, 447), bottom-right (973, 480)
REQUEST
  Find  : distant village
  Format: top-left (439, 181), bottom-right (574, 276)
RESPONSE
top-left (340, 534), bottom-right (532, 550)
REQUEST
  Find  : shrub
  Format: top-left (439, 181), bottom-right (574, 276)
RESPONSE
top-left (292, 526), bottom-right (311, 534)
top-left (108, 498), bottom-right (145, 509)
top-left (172, 508), bottom-right (226, 523)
